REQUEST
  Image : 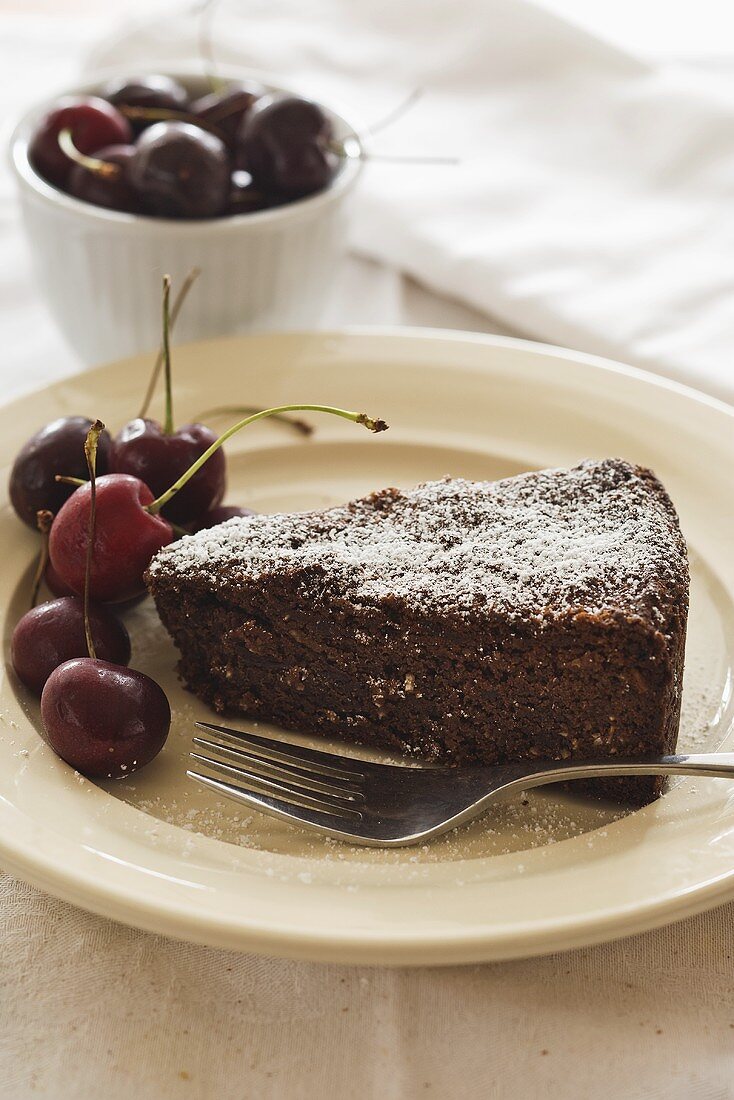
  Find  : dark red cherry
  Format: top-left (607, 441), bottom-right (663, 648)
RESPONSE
top-left (40, 658), bottom-right (170, 778)
top-left (68, 144), bottom-right (137, 212)
top-left (12, 596), bottom-right (130, 696)
top-left (45, 559), bottom-right (76, 597)
top-left (265, 140), bottom-right (337, 198)
top-left (103, 74), bottom-right (188, 133)
top-left (109, 419), bottom-right (226, 526)
top-left (194, 504), bottom-right (255, 531)
top-left (9, 416), bottom-right (111, 528)
top-left (236, 95), bottom-right (338, 198)
top-left (227, 169), bottom-right (270, 215)
top-left (128, 121), bottom-right (229, 218)
top-left (191, 82), bottom-right (263, 147)
top-left (48, 474), bottom-right (173, 602)
top-left (29, 96), bottom-right (133, 189)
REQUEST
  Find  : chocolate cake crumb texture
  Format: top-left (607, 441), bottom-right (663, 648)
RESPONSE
top-left (147, 458), bottom-right (689, 804)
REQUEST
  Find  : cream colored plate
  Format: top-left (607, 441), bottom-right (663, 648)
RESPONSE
top-left (1, 330), bottom-right (733, 964)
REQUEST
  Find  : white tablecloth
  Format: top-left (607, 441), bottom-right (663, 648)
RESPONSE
top-left (1, 6), bottom-right (734, 1099)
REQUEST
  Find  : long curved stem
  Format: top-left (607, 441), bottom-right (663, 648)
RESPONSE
top-left (146, 404), bottom-right (388, 515)
top-left (162, 276), bottom-right (174, 435)
top-left (196, 404), bottom-right (313, 436)
top-left (138, 268), bottom-right (200, 419)
top-left (83, 421), bottom-right (104, 660)
top-left (118, 106), bottom-right (225, 140)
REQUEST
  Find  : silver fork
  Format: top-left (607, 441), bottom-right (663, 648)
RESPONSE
top-left (187, 721), bottom-right (734, 847)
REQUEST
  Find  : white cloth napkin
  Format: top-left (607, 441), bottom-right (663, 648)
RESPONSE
top-left (85, 0), bottom-right (734, 402)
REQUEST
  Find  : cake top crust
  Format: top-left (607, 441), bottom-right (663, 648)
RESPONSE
top-left (147, 459), bottom-right (688, 629)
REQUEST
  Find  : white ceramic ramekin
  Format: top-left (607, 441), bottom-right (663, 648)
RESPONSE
top-left (9, 67), bottom-right (362, 364)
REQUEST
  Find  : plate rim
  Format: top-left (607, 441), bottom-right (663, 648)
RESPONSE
top-left (1, 823), bottom-right (734, 965)
top-left (1, 325), bottom-right (733, 425)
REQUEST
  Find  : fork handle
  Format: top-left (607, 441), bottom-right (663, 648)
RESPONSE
top-left (517, 753), bottom-right (734, 788)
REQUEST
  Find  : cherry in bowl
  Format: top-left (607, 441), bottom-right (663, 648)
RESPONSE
top-left (237, 95), bottom-right (339, 198)
top-left (103, 74), bottom-right (189, 134)
top-left (29, 96), bottom-right (132, 189)
top-left (191, 82), bottom-right (263, 147)
top-left (128, 121), bottom-right (230, 219)
top-left (68, 144), bottom-right (138, 213)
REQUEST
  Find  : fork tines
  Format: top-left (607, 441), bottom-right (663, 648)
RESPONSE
top-left (187, 722), bottom-right (366, 826)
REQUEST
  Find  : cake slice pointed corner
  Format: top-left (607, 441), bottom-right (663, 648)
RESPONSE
top-left (147, 458), bottom-right (689, 803)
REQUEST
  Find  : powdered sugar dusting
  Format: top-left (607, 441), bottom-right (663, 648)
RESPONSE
top-left (148, 459), bottom-right (687, 625)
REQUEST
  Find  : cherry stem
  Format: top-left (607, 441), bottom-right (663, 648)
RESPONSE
top-left (138, 268), bottom-right (200, 419)
top-left (198, 0), bottom-right (226, 95)
top-left (169, 520), bottom-right (191, 538)
top-left (364, 152), bottom-right (460, 165)
top-left (199, 96), bottom-right (247, 125)
top-left (146, 404), bottom-right (388, 515)
top-left (333, 139), bottom-right (460, 166)
top-left (58, 129), bottom-right (120, 179)
top-left (29, 510), bottom-right (54, 609)
top-left (55, 475), bottom-right (86, 487)
top-left (82, 420), bottom-right (104, 661)
top-left (363, 88), bottom-right (424, 139)
top-left (196, 405), bottom-right (314, 436)
top-left (162, 276), bottom-right (174, 435)
top-left (339, 90), bottom-right (459, 166)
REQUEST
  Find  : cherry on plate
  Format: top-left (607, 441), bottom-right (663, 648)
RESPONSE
top-left (45, 559), bottom-right (77, 597)
top-left (29, 95), bottom-right (132, 189)
top-left (40, 657), bottom-right (170, 778)
top-left (12, 596), bottom-right (130, 696)
top-left (110, 418), bottom-right (226, 526)
top-left (109, 277), bottom-right (225, 527)
top-left (48, 473), bottom-right (173, 602)
top-left (9, 415), bottom-right (111, 528)
top-left (194, 504), bottom-right (254, 531)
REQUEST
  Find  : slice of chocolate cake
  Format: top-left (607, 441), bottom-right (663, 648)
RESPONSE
top-left (147, 459), bottom-right (689, 803)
